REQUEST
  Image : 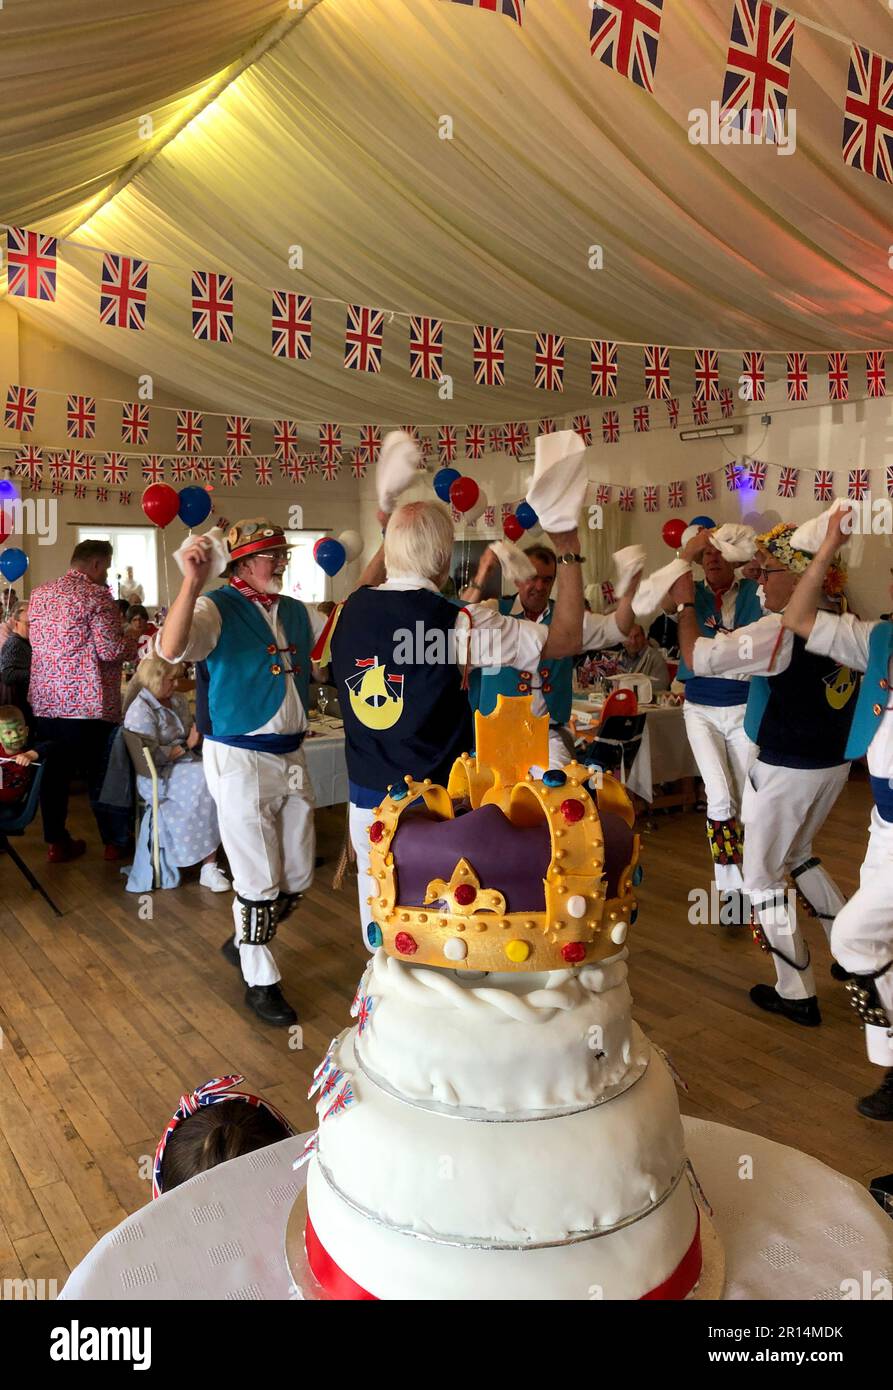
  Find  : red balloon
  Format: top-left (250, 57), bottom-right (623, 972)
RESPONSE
top-left (141, 483), bottom-right (180, 529)
top-left (313, 538), bottom-right (325, 559)
top-left (662, 519), bottom-right (687, 550)
top-left (0, 518), bottom-right (10, 546)
top-left (449, 476), bottom-right (480, 515)
top-left (503, 514), bottom-right (525, 543)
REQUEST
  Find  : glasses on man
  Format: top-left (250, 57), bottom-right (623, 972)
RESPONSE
top-left (756, 567), bottom-right (788, 579)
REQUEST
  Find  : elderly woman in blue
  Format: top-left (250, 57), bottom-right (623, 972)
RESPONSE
top-left (124, 656), bottom-right (229, 890)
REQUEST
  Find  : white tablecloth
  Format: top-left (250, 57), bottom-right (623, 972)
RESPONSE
top-left (304, 720), bottom-right (348, 808)
top-left (572, 700), bottom-right (700, 803)
top-left (59, 1117), bottom-right (893, 1301)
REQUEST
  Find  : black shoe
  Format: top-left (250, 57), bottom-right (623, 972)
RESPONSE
top-left (830, 962), bottom-right (853, 983)
top-left (856, 1070), bottom-right (893, 1122)
top-left (275, 892), bottom-right (302, 927)
top-left (749, 984), bottom-right (822, 1027)
top-left (244, 983), bottom-right (298, 1027)
top-left (221, 936), bottom-right (240, 968)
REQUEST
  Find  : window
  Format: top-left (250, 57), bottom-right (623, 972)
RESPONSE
top-left (76, 525), bottom-right (159, 607)
top-left (283, 531), bottom-right (328, 604)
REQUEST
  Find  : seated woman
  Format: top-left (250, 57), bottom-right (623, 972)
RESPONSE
top-left (0, 602), bottom-right (32, 727)
top-left (124, 656), bottom-right (229, 891)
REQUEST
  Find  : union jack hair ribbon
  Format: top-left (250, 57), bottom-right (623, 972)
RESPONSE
top-left (151, 1074), bottom-right (294, 1199)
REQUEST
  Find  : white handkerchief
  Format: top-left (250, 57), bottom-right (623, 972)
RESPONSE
top-left (633, 558), bottom-right (692, 617)
top-left (710, 523), bottom-right (757, 563)
top-left (489, 540), bottom-right (536, 586)
top-left (613, 545), bottom-right (646, 597)
top-left (525, 430), bottom-right (588, 532)
top-left (789, 500), bottom-right (851, 553)
top-left (172, 527), bottom-right (228, 582)
top-left (377, 430), bottom-right (422, 513)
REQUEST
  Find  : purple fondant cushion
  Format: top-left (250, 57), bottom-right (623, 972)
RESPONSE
top-left (393, 804), bottom-right (551, 913)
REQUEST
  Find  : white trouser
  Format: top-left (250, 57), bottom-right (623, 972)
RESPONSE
top-left (683, 701), bottom-right (756, 891)
top-left (203, 742), bottom-right (316, 987)
top-left (831, 808), bottom-right (893, 1067)
top-left (742, 760), bottom-right (850, 1000)
top-left (349, 803), bottom-right (378, 952)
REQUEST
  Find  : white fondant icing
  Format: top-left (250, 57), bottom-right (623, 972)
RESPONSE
top-left (567, 894), bottom-right (587, 919)
top-left (444, 938), bottom-right (468, 961)
top-left (611, 921), bottom-right (629, 946)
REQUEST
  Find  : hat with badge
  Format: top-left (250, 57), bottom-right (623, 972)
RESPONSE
top-left (226, 518), bottom-right (294, 563)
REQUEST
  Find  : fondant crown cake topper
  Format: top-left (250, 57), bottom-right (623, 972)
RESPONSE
top-left (365, 696), bottom-right (641, 972)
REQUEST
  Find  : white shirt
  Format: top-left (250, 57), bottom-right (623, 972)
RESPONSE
top-left (378, 574), bottom-right (552, 673)
top-left (692, 612), bottom-right (795, 680)
top-left (807, 610), bottom-right (893, 778)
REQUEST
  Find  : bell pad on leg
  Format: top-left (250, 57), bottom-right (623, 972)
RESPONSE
top-left (845, 963), bottom-right (893, 1029)
top-left (237, 895), bottom-right (279, 946)
top-left (707, 817), bottom-right (743, 867)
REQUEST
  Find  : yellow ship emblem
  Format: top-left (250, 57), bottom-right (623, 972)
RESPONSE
top-left (347, 657), bottom-right (405, 730)
top-left (823, 666), bottom-right (857, 711)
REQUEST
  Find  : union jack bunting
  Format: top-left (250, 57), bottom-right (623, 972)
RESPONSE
top-left (195, 458), bottom-right (216, 485)
top-left (99, 253), bottom-right (148, 331)
top-left (293, 1133), bottom-right (319, 1173)
top-left (843, 45), bottom-right (893, 184)
top-left (51, 479), bottom-right (65, 496)
top-left (169, 457), bottom-right (191, 483)
top-left (747, 459), bottom-right (767, 491)
top-left (419, 434), bottom-right (434, 462)
top-left (274, 419), bottom-right (300, 459)
top-left (741, 350), bottom-right (766, 401)
top-left (401, 424), bottom-right (421, 443)
top-left (121, 402), bottom-right (150, 446)
top-left (409, 316), bottom-right (444, 381)
top-left (720, 387), bottom-right (735, 419)
top-left (358, 425), bottom-right (382, 466)
top-left (603, 410), bottom-right (620, 444)
top-left (534, 332), bottom-right (565, 391)
top-left (538, 418), bottom-right (557, 435)
top-left (574, 414), bottom-right (593, 445)
top-left (176, 409), bottom-right (203, 452)
top-left (504, 422), bottom-right (527, 457)
top-left (489, 425), bottom-right (506, 453)
top-left (445, 0), bottom-right (524, 22)
top-left (52, 450), bottom-right (78, 481)
top-left (589, 0), bottom-right (664, 94)
top-left (191, 271), bottom-right (234, 343)
top-left (473, 325), bottom-right (505, 386)
top-left (814, 469), bottom-right (834, 501)
top-left (466, 424), bottom-right (486, 459)
top-left (866, 350), bottom-right (887, 398)
top-left (501, 503), bottom-right (514, 522)
top-left (319, 423), bottom-right (342, 466)
top-left (828, 352), bottom-right (849, 401)
top-left (14, 446), bottom-right (42, 483)
top-left (73, 483), bottom-right (87, 500)
top-left (66, 395), bottom-right (95, 440)
top-left (787, 351), bottom-right (808, 401)
top-left (350, 449), bottom-right (367, 479)
top-left (666, 398), bottom-right (680, 429)
top-left (6, 227), bottom-right (57, 300)
top-left (119, 490), bottom-right (132, 506)
top-left (619, 486), bottom-right (636, 512)
top-left (286, 457), bottom-right (309, 484)
top-left (319, 456), bottom-right (341, 481)
top-left (103, 453), bottom-right (128, 485)
top-left (142, 455), bottom-right (165, 484)
top-left (218, 459), bottom-right (241, 486)
top-left (344, 304), bottom-right (384, 372)
top-left (694, 348), bottom-right (720, 401)
top-left (28, 475), bottom-right (43, 492)
top-left (595, 483), bottom-right (613, 506)
top-left (96, 486), bottom-right (109, 504)
top-left (271, 290), bottom-right (312, 359)
top-left (322, 1079), bottom-right (355, 1123)
top-left (484, 505), bottom-right (496, 526)
top-left (601, 581), bottom-right (617, 606)
top-left (887, 465), bottom-right (893, 498)
top-left (725, 460), bottom-right (744, 490)
top-left (438, 426), bottom-right (458, 464)
top-left (643, 485), bottom-right (659, 513)
top-left (644, 345), bottom-right (671, 400)
top-left (5, 385), bottom-right (37, 432)
top-left (668, 480), bottom-right (686, 508)
top-left (848, 467), bottom-right (871, 500)
top-left (254, 457), bottom-right (272, 487)
top-left (777, 465), bottom-right (799, 498)
top-left (696, 472), bottom-right (715, 502)
top-left (78, 453), bottom-right (96, 481)
top-left (591, 340), bottom-right (618, 397)
top-left (692, 397), bottom-right (709, 425)
top-left (633, 405), bottom-right (650, 433)
top-left (224, 415), bottom-right (251, 457)
top-left (721, 1), bottom-right (796, 133)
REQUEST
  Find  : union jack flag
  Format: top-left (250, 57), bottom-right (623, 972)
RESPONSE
top-left (438, 426), bottom-right (458, 464)
top-left (644, 345), bottom-right (671, 400)
top-left (99, 253), bottom-right (148, 331)
top-left (358, 424), bottom-right (382, 466)
top-left (319, 456), bottom-right (341, 481)
top-left (274, 419), bottom-right (300, 459)
top-left (28, 475), bottom-right (43, 492)
top-left (643, 485), bottom-right (659, 512)
top-left (142, 455), bottom-right (165, 484)
top-left (848, 467), bottom-right (871, 500)
top-left (345, 304), bottom-right (384, 372)
top-left (322, 1079), bottom-right (355, 1122)
top-left (52, 450), bottom-right (79, 482)
top-left (355, 993), bottom-right (375, 1036)
top-left (466, 424), bottom-right (486, 459)
top-left (721, 1), bottom-right (796, 134)
top-left (119, 490), bottom-right (132, 506)
top-left (489, 425), bottom-right (506, 453)
top-left (286, 457), bottom-right (309, 484)
top-left (720, 387), bottom-right (735, 419)
top-left (534, 332), bottom-right (565, 391)
top-left (350, 449), bottom-right (367, 479)
top-left (191, 271), bottom-right (234, 343)
top-left (668, 480), bottom-right (686, 508)
top-left (666, 397), bottom-right (680, 429)
top-left (51, 479), bottom-right (65, 496)
top-left (169, 457), bottom-right (190, 483)
top-left (633, 405), bottom-right (650, 433)
top-left (401, 424), bottom-right (421, 443)
top-left (538, 418), bottom-right (557, 435)
top-left (692, 397), bottom-right (710, 426)
top-left (218, 459), bottom-right (241, 486)
top-left (828, 352), bottom-right (849, 401)
top-left (6, 227), bottom-right (57, 300)
top-left (696, 472), bottom-right (715, 502)
top-left (601, 581), bottom-right (617, 606)
top-left (66, 395), bottom-right (96, 440)
top-left (96, 486), bottom-right (109, 505)
top-left (409, 316), bottom-right (444, 381)
top-left (292, 1133), bottom-right (319, 1173)
top-left (223, 415), bottom-right (251, 457)
top-left (694, 348), bottom-right (720, 401)
top-left (866, 350), bottom-right (887, 398)
top-left (5, 385), bottom-right (37, 432)
top-left (589, 0), bottom-right (664, 94)
top-left (196, 459), bottom-right (216, 485)
top-left (320, 423), bottom-right (342, 466)
top-left (271, 290), bottom-right (312, 359)
top-left (747, 459), bottom-right (767, 490)
top-left (121, 402), bottom-right (150, 446)
top-left (78, 453), bottom-right (96, 481)
top-left (484, 505), bottom-right (496, 526)
top-left (444, 0), bottom-right (524, 22)
top-left (741, 350), bottom-right (766, 401)
top-left (473, 325), bottom-right (505, 386)
top-left (887, 465), bottom-right (893, 498)
top-left (318, 1067), bottom-right (344, 1104)
top-left (73, 483), bottom-right (87, 500)
top-left (177, 409), bottom-right (203, 452)
top-left (595, 483), bottom-right (613, 506)
top-left (574, 414), bottom-right (593, 445)
top-left (14, 446), bottom-right (42, 483)
top-left (777, 465), bottom-right (799, 498)
top-left (813, 468), bottom-right (834, 501)
top-left (591, 340), bottom-right (618, 397)
top-left (619, 486), bottom-right (636, 512)
top-left (254, 457), bottom-right (272, 487)
top-left (603, 410), bottom-right (620, 444)
top-left (725, 460), bottom-right (744, 490)
top-left (103, 453), bottom-right (128, 485)
top-left (787, 351), bottom-right (808, 401)
top-left (843, 44), bottom-right (893, 184)
top-left (504, 422), bottom-right (527, 457)
top-left (501, 502), bottom-right (514, 522)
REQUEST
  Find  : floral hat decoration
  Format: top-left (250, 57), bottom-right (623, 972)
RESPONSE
top-left (755, 522), bottom-right (847, 598)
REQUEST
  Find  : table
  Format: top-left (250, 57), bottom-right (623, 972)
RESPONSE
top-left (572, 699), bottom-right (700, 804)
top-left (59, 1117), bottom-right (893, 1301)
top-left (303, 718), bottom-right (348, 808)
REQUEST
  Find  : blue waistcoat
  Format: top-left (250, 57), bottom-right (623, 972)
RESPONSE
top-left (471, 598), bottom-right (574, 724)
top-left (844, 620), bottom-right (893, 760)
top-left (204, 586), bottom-right (311, 737)
top-left (677, 579), bottom-right (763, 707)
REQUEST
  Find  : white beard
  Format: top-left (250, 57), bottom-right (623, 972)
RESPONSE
top-left (263, 574), bottom-right (284, 595)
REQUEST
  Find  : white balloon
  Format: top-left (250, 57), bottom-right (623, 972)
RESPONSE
top-left (465, 487), bottom-right (489, 524)
top-left (338, 529), bottom-right (362, 562)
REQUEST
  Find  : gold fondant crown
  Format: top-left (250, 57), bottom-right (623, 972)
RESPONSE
top-left (365, 697), bottom-right (640, 972)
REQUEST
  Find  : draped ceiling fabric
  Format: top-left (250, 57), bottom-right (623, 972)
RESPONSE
top-left (3, 0), bottom-right (893, 426)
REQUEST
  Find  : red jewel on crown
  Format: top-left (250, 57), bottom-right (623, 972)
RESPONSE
top-left (560, 798), bottom-right (585, 824)
top-left (369, 821), bottom-right (386, 843)
top-left (561, 942), bottom-right (587, 964)
top-left (454, 883), bottom-right (476, 907)
top-left (395, 932), bottom-right (418, 956)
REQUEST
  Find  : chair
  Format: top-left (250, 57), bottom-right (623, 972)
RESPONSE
top-left (122, 730), bottom-right (161, 888)
top-left (576, 689), bottom-right (646, 786)
top-left (0, 763), bottom-right (63, 916)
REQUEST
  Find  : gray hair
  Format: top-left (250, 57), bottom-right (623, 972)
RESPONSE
top-left (384, 501), bottom-right (454, 583)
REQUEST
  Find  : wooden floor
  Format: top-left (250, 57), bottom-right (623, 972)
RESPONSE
top-left (0, 778), bottom-right (890, 1291)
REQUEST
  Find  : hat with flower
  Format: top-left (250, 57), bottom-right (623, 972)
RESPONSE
top-left (755, 522), bottom-right (847, 597)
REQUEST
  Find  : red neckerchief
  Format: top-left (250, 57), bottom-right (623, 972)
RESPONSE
top-left (231, 575), bottom-right (278, 611)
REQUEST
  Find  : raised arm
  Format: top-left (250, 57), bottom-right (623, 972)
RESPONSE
top-left (783, 506), bottom-right (849, 640)
top-left (158, 536), bottom-right (214, 662)
top-left (541, 528), bottom-right (584, 659)
top-left (460, 546), bottom-right (501, 602)
top-left (354, 510), bottom-right (390, 591)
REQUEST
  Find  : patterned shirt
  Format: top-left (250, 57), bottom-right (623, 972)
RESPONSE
top-left (29, 569), bottom-right (137, 721)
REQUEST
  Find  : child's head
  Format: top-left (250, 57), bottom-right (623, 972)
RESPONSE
top-left (153, 1076), bottom-right (294, 1197)
top-left (0, 705), bottom-right (28, 753)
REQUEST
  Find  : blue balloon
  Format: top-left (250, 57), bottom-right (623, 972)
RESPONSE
top-left (315, 538), bottom-right (346, 577)
top-left (433, 468), bottom-right (461, 504)
top-left (690, 515), bottom-right (716, 530)
top-left (0, 479), bottom-right (19, 503)
top-left (515, 501), bottom-right (539, 531)
top-left (0, 548), bottom-right (28, 583)
top-left (178, 486), bottom-right (212, 527)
